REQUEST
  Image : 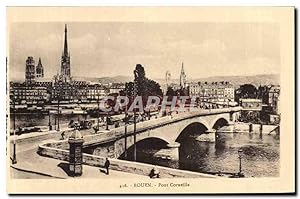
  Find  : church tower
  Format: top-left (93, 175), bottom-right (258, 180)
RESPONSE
top-left (179, 62), bottom-right (186, 88)
top-left (25, 56), bottom-right (35, 83)
top-left (36, 57), bottom-right (44, 78)
top-left (61, 24), bottom-right (71, 82)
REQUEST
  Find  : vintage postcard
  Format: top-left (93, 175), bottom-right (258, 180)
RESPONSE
top-left (6, 7), bottom-right (295, 194)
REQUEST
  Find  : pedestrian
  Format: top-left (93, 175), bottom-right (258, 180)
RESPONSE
top-left (104, 158), bottom-right (110, 175)
top-left (149, 166), bottom-right (160, 178)
top-left (61, 131), bottom-right (65, 140)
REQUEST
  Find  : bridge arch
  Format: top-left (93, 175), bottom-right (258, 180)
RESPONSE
top-left (210, 117), bottom-right (230, 130)
top-left (175, 122), bottom-right (209, 142)
top-left (118, 137), bottom-right (170, 161)
top-left (114, 135), bottom-right (171, 159)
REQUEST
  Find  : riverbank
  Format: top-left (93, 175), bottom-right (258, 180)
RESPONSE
top-left (217, 122), bottom-right (279, 135)
top-left (233, 122), bottom-right (279, 134)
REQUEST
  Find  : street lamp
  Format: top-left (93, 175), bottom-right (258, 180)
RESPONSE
top-left (12, 130), bottom-right (17, 164)
top-left (56, 86), bottom-right (61, 131)
top-left (97, 93), bottom-right (100, 131)
top-left (238, 149), bottom-right (244, 177)
top-left (48, 110), bottom-right (52, 130)
top-left (124, 92), bottom-right (128, 159)
top-left (12, 92), bottom-right (17, 164)
top-left (133, 69), bottom-right (138, 162)
top-left (106, 111), bottom-right (109, 130)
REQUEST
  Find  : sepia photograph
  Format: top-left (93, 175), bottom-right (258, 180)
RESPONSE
top-left (6, 7), bottom-right (295, 194)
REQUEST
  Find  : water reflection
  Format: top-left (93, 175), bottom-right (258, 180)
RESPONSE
top-left (135, 132), bottom-right (279, 178)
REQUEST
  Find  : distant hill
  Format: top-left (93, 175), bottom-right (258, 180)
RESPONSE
top-left (42, 74), bottom-right (281, 88)
top-left (74, 75), bottom-right (133, 84)
top-left (191, 74), bottom-right (280, 88)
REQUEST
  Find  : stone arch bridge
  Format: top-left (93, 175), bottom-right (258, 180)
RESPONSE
top-left (81, 107), bottom-right (241, 159)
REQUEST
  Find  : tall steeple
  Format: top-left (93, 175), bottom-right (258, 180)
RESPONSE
top-left (181, 62), bottom-right (184, 74)
top-left (61, 24), bottom-right (71, 82)
top-left (63, 24), bottom-right (68, 56)
top-left (180, 62), bottom-right (186, 88)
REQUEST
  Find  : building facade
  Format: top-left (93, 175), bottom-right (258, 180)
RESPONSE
top-left (258, 85), bottom-right (280, 114)
top-left (10, 82), bottom-right (50, 105)
top-left (239, 98), bottom-right (262, 122)
top-left (188, 81), bottom-right (235, 105)
top-left (267, 85), bottom-right (280, 114)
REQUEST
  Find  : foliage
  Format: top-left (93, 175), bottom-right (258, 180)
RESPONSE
top-left (123, 64), bottom-right (163, 98)
top-left (119, 64), bottom-right (163, 109)
top-left (166, 87), bottom-right (176, 96)
top-left (235, 84), bottom-right (258, 102)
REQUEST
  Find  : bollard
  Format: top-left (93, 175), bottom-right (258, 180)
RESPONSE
top-left (249, 123), bottom-right (253, 132)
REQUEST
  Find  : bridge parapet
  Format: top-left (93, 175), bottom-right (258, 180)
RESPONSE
top-left (37, 142), bottom-right (217, 178)
top-left (81, 107), bottom-right (241, 148)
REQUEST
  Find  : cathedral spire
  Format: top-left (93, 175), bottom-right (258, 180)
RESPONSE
top-left (61, 24), bottom-right (71, 82)
top-left (63, 24), bottom-right (68, 56)
top-left (180, 62), bottom-right (186, 88)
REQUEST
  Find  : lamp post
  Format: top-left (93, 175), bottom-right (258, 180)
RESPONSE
top-left (106, 111), bottom-right (109, 130)
top-left (12, 92), bottom-right (17, 164)
top-left (57, 87), bottom-right (61, 131)
top-left (12, 129), bottom-right (17, 164)
top-left (133, 69), bottom-right (138, 162)
top-left (124, 92), bottom-right (128, 159)
top-left (97, 93), bottom-right (100, 131)
top-left (238, 149), bottom-right (244, 177)
top-left (48, 110), bottom-right (52, 130)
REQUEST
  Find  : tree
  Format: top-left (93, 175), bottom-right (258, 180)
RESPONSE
top-left (166, 87), bottom-right (176, 97)
top-left (133, 64), bottom-right (163, 98)
top-left (235, 84), bottom-right (258, 102)
top-left (122, 64), bottom-right (163, 107)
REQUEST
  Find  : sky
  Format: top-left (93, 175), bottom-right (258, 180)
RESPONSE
top-left (8, 22), bottom-right (280, 81)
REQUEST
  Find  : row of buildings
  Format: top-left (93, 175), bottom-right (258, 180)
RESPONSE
top-left (188, 81), bottom-right (235, 104)
top-left (10, 81), bottom-right (125, 105)
top-left (167, 63), bottom-right (235, 105)
top-left (10, 25), bottom-right (125, 107)
top-left (168, 63), bottom-right (280, 123)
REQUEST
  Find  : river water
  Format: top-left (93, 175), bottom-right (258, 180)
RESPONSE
top-left (9, 113), bottom-right (93, 129)
top-left (131, 132), bottom-right (280, 178)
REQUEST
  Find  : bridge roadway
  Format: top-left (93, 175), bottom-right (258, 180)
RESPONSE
top-left (82, 107), bottom-right (241, 151)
